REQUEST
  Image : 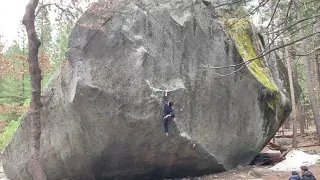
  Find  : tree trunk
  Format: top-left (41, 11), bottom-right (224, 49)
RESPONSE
top-left (22, 60), bottom-right (25, 105)
top-left (292, 52), bottom-right (305, 135)
top-left (22, 36), bottom-right (26, 105)
top-left (22, 0), bottom-right (47, 179)
top-left (270, 1), bottom-right (276, 144)
top-left (316, 50), bottom-right (320, 90)
top-left (295, 0), bottom-right (320, 143)
top-left (284, 117), bottom-right (290, 129)
top-left (314, 17), bottom-right (320, 106)
top-left (305, 111), bottom-right (308, 131)
top-left (298, 102), bottom-right (305, 135)
top-left (285, 44), bottom-right (298, 148)
top-left (303, 96), bottom-right (310, 130)
top-left (315, 51), bottom-right (320, 102)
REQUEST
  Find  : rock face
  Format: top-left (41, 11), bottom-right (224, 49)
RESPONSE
top-left (3, 0), bottom-right (292, 179)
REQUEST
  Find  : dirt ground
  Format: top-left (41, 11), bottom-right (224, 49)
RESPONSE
top-left (184, 164), bottom-right (320, 180)
top-left (181, 129), bottom-right (320, 180)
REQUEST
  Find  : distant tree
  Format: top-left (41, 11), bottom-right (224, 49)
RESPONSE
top-left (294, 0), bottom-right (320, 142)
top-left (285, 44), bottom-right (298, 147)
top-left (1, 41), bottom-right (30, 106)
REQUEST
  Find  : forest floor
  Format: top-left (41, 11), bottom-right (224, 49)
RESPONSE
top-left (175, 128), bottom-right (320, 180)
top-left (178, 164), bottom-right (320, 180)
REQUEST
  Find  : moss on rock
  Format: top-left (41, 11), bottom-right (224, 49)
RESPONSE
top-left (224, 18), bottom-right (279, 92)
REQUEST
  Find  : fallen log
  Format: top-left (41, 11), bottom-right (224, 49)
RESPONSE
top-left (299, 144), bottom-right (320, 148)
top-left (274, 132), bottom-right (312, 138)
top-left (251, 152), bottom-right (285, 165)
top-left (268, 142), bottom-right (288, 153)
top-left (279, 149), bottom-right (291, 158)
top-left (274, 134), bottom-right (294, 138)
top-left (251, 143), bottom-right (291, 165)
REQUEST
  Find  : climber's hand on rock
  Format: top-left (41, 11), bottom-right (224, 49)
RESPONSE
top-left (164, 90), bottom-right (168, 96)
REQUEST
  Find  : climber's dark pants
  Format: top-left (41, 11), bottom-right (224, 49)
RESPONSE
top-left (163, 117), bottom-right (169, 133)
top-left (163, 112), bottom-right (175, 133)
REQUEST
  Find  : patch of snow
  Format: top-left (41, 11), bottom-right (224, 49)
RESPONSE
top-left (265, 149), bottom-right (281, 154)
top-left (270, 150), bottom-right (320, 171)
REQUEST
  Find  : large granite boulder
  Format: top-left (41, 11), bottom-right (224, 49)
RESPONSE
top-left (3, 0), bottom-right (292, 179)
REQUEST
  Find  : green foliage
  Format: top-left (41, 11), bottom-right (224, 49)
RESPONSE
top-left (36, 4), bottom-right (53, 53)
top-left (0, 0), bottom-right (85, 152)
top-left (23, 98), bottom-right (31, 107)
top-left (0, 76), bottom-right (31, 106)
top-left (0, 0), bottom-right (75, 111)
top-left (0, 42), bottom-right (31, 106)
top-left (0, 0), bottom-right (83, 146)
top-left (53, 21), bottom-right (74, 69)
top-left (0, 114), bottom-right (20, 122)
top-left (0, 118), bottom-right (21, 150)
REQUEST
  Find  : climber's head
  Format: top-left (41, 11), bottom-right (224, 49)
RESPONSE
top-left (168, 101), bottom-right (173, 107)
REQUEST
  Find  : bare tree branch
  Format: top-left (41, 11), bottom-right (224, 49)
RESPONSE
top-left (36, 3), bottom-right (54, 16)
top-left (276, 54), bottom-right (290, 61)
top-left (266, 0), bottom-right (281, 29)
top-left (285, 0), bottom-right (293, 20)
top-left (268, 14), bottom-right (320, 35)
top-left (280, 20), bottom-right (318, 40)
top-left (292, 47), bottom-right (320, 56)
top-left (213, 0), bottom-right (247, 8)
top-left (249, 31), bottom-right (320, 62)
top-left (265, 20), bottom-right (317, 49)
top-left (55, 3), bottom-right (75, 19)
top-left (222, 0), bottom-right (270, 30)
top-left (271, 0), bottom-right (294, 29)
top-left (246, 0), bottom-right (270, 15)
top-left (203, 61), bottom-right (250, 77)
top-left (276, 5), bottom-right (296, 29)
top-left (202, 61), bottom-right (251, 69)
top-left (301, 0), bottom-right (318, 4)
top-left (36, 2), bottom-right (77, 20)
top-left (203, 31), bottom-right (320, 72)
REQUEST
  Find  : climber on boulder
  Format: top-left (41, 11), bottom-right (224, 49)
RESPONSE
top-left (163, 90), bottom-right (177, 137)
